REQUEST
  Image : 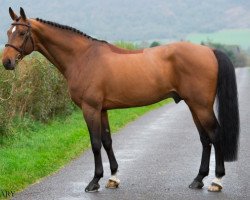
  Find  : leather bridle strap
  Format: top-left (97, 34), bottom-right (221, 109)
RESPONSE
top-left (5, 43), bottom-right (22, 53)
top-left (5, 22), bottom-right (34, 57)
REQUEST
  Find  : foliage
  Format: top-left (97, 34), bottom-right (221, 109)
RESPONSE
top-left (201, 41), bottom-right (248, 68)
top-left (114, 41), bottom-right (138, 50)
top-left (150, 41), bottom-right (161, 47)
top-left (187, 29), bottom-right (250, 49)
top-left (0, 54), bottom-right (73, 136)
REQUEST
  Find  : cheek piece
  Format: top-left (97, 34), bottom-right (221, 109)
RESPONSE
top-left (5, 22), bottom-right (34, 60)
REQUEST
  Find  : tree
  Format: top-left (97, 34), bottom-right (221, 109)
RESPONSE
top-left (201, 41), bottom-right (247, 68)
top-left (150, 41), bottom-right (161, 48)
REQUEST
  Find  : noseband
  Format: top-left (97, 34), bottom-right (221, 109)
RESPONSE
top-left (5, 22), bottom-right (34, 57)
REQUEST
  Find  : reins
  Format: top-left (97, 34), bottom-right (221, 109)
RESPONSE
top-left (5, 21), bottom-right (34, 58)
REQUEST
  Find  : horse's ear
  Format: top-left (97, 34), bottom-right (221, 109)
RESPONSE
top-left (9, 7), bottom-right (18, 21)
top-left (20, 7), bottom-right (27, 21)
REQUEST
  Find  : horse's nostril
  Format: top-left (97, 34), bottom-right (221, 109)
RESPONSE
top-left (3, 58), bottom-right (14, 70)
top-left (6, 59), bottom-right (11, 65)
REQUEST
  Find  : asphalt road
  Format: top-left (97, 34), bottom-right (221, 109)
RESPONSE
top-left (13, 67), bottom-right (250, 200)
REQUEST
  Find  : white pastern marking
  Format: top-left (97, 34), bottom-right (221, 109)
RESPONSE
top-left (12, 26), bottom-right (16, 33)
top-left (212, 177), bottom-right (222, 186)
top-left (109, 173), bottom-right (120, 184)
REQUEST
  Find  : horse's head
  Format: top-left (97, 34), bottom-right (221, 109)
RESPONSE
top-left (2, 7), bottom-right (34, 70)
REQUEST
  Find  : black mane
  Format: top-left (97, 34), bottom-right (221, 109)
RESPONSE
top-left (35, 18), bottom-right (107, 43)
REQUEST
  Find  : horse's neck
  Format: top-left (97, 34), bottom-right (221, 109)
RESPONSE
top-left (31, 19), bottom-right (92, 79)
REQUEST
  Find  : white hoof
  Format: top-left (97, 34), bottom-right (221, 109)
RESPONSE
top-left (106, 174), bottom-right (120, 189)
top-left (208, 177), bottom-right (223, 192)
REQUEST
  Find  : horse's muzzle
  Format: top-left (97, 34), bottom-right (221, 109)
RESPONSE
top-left (2, 58), bottom-right (15, 70)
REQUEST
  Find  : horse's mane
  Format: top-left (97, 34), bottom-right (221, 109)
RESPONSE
top-left (35, 18), bottom-right (107, 43)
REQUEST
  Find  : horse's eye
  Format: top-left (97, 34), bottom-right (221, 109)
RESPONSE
top-left (19, 32), bottom-right (26, 36)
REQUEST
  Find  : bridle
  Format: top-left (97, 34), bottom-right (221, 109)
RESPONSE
top-left (5, 21), bottom-right (34, 59)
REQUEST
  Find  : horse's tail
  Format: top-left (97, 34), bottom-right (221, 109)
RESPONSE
top-left (213, 49), bottom-right (240, 162)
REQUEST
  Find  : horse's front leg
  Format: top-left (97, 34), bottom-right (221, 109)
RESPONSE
top-left (101, 110), bottom-right (120, 189)
top-left (82, 103), bottom-right (103, 192)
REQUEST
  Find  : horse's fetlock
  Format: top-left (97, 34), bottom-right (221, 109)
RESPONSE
top-left (198, 170), bottom-right (209, 177)
top-left (216, 169), bottom-right (225, 178)
top-left (94, 171), bottom-right (103, 178)
top-left (111, 164), bottom-right (118, 174)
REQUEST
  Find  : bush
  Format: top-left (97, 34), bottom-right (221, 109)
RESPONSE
top-left (0, 54), bottom-right (73, 136)
top-left (201, 41), bottom-right (248, 68)
top-left (150, 41), bottom-right (161, 47)
top-left (114, 41), bottom-right (138, 50)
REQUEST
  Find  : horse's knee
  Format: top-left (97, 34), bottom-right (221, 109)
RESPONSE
top-left (91, 141), bottom-right (102, 154)
top-left (102, 138), bottom-right (112, 152)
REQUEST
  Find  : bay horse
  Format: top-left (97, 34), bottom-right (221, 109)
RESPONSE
top-left (2, 8), bottom-right (239, 193)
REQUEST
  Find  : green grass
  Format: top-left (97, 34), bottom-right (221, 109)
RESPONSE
top-left (0, 99), bottom-right (171, 199)
top-left (187, 29), bottom-right (250, 49)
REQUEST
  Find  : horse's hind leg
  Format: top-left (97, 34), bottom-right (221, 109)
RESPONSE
top-left (206, 119), bottom-right (225, 192)
top-left (189, 107), bottom-right (211, 189)
top-left (101, 110), bottom-right (120, 189)
top-left (188, 105), bottom-right (225, 192)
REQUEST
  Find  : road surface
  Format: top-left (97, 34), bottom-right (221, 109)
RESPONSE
top-left (13, 67), bottom-right (250, 200)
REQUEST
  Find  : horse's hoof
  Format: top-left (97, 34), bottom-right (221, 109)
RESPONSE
top-left (85, 182), bottom-right (100, 193)
top-left (106, 179), bottom-right (120, 189)
top-left (208, 183), bottom-right (222, 192)
top-left (189, 180), bottom-right (204, 189)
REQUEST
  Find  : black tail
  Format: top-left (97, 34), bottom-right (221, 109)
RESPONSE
top-left (213, 49), bottom-right (240, 162)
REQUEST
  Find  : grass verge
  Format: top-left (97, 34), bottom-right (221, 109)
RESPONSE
top-left (0, 99), bottom-right (171, 199)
